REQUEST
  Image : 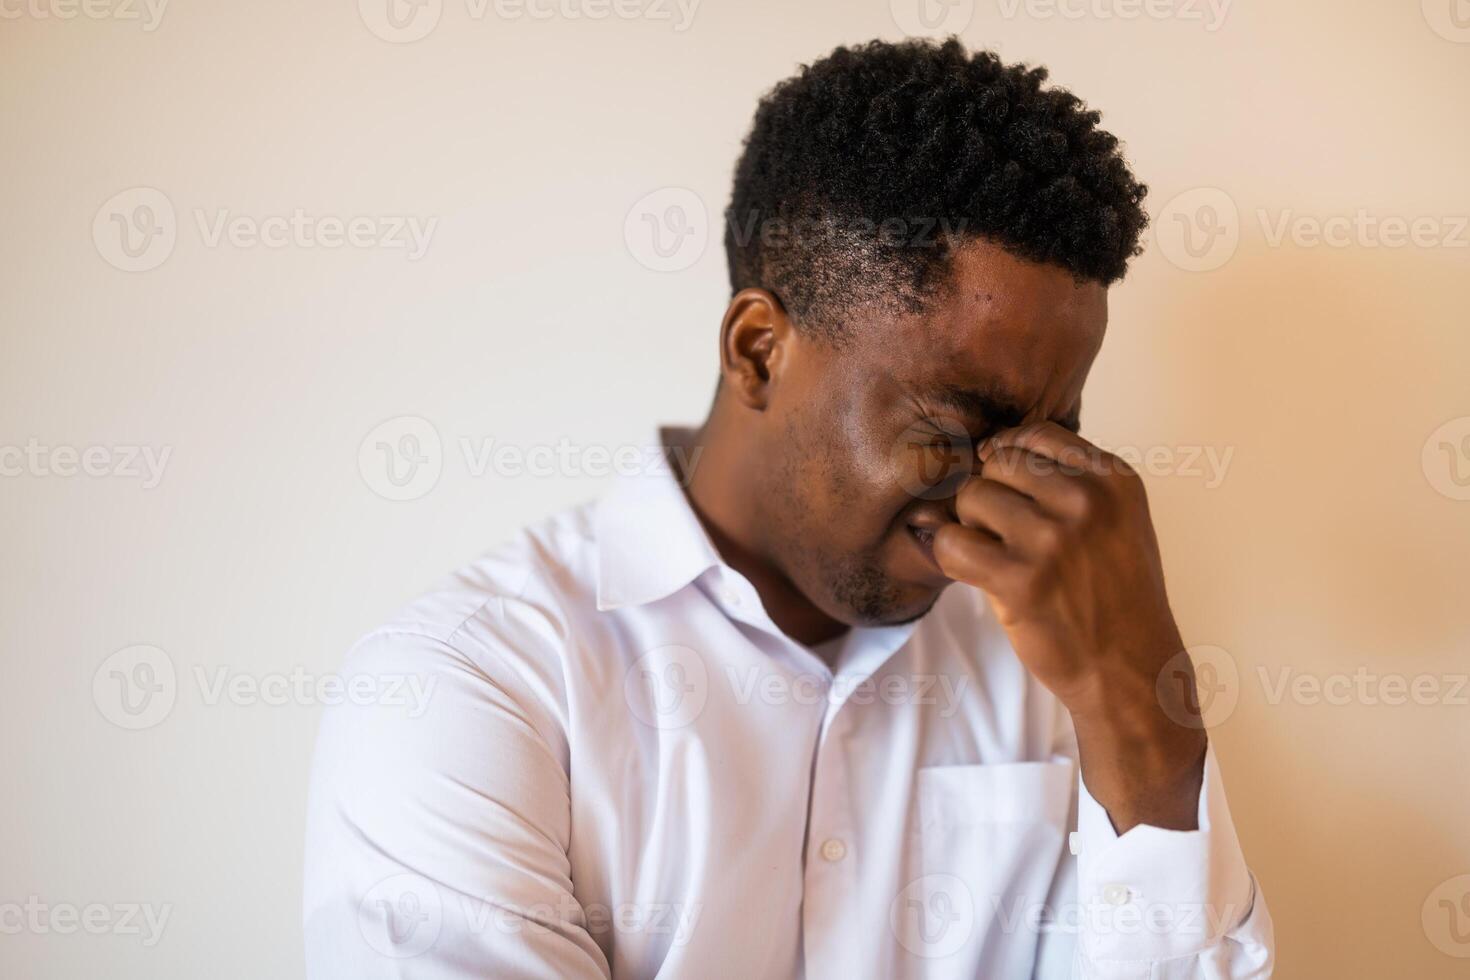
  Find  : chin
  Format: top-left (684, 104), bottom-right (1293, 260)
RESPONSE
top-left (880, 584), bottom-right (949, 625)
top-left (835, 576), bottom-right (948, 627)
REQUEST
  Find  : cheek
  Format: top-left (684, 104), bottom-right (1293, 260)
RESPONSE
top-left (782, 414), bottom-right (878, 527)
top-left (826, 421), bottom-right (922, 534)
top-left (782, 365), bottom-right (909, 535)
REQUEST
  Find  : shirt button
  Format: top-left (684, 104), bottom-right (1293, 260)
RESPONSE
top-left (820, 838), bottom-right (847, 862)
top-left (721, 588), bottom-right (741, 607)
top-left (1102, 883), bottom-right (1131, 907)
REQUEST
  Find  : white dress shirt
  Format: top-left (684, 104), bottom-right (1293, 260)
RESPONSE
top-left (304, 429), bottom-right (1275, 979)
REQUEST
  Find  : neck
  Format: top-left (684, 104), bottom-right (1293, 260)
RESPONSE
top-left (673, 402), bottom-right (848, 647)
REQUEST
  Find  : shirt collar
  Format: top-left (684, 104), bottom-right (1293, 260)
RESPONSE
top-left (594, 427), bottom-right (722, 612)
top-left (593, 426), bottom-right (926, 677)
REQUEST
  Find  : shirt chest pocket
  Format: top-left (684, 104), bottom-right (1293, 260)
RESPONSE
top-left (915, 760), bottom-right (1075, 913)
top-left (900, 762), bottom-right (1076, 977)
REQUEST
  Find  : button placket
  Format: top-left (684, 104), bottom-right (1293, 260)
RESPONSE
top-left (801, 703), bottom-right (858, 978)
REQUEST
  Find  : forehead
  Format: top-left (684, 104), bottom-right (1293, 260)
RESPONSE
top-left (861, 239), bottom-right (1109, 420)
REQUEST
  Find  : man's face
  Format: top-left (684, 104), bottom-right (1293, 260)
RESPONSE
top-left (755, 239), bottom-right (1109, 626)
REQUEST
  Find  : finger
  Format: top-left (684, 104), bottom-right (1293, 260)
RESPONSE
top-left (932, 522), bottom-right (1017, 591)
top-left (975, 446), bottom-right (1065, 500)
top-left (982, 421), bottom-right (1098, 470)
top-left (980, 446), bottom-right (1104, 523)
top-left (954, 477), bottom-right (1047, 545)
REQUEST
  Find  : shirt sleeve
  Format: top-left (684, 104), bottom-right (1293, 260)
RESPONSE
top-left (1066, 742), bottom-right (1275, 979)
top-left (302, 626), bottom-right (612, 979)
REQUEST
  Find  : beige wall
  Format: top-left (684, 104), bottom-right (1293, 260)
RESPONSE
top-left (3, 0), bottom-right (1468, 976)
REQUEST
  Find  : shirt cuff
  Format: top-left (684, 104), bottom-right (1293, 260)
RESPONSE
top-left (1071, 744), bottom-right (1257, 964)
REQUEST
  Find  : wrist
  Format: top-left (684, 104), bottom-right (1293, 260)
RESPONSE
top-left (1071, 694), bottom-right (1208, 833)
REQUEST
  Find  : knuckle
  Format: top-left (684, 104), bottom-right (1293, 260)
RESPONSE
top-left (953, 483), bottom-right (991, 525)
top-left (1060, 480), bottom-right (1099, 520)
top-left (1054, 445), bottom-right (1090, 477)
top-left (1032, 519), bottom-right (1065, 555)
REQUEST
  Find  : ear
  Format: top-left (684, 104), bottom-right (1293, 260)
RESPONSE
top-left (718, 288), bottom-right (797, 411)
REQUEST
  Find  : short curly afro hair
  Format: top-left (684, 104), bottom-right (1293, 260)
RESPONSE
top-left (725, 38), bottom-right (1148, 340)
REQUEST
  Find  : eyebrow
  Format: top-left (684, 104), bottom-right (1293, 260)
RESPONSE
top-left (928, 383), bottom-right (1082, 434)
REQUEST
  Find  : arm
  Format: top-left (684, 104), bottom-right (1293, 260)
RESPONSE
top-left (302, 628), bottom-right (611, 979)
top-left (933, 422), bottom-right (1276, 977)
top-left (1036, 709), bottom-right (1274, 978)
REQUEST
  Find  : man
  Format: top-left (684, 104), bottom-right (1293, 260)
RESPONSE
top-left (305, 38), bottom-right (1274, 978)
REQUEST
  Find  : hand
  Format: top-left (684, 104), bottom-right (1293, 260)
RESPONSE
top-left (932, 422), bottom-right (1206, 832)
